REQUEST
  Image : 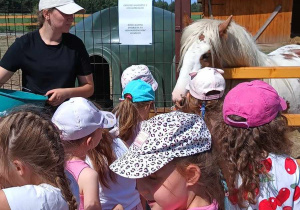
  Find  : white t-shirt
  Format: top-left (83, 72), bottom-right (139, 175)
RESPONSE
top-left (3, 184), bottom-right (69, 210)
top-left (228, 154), bottom-right (300, 210)
top-left (86, 138), bottom-right (141, 210)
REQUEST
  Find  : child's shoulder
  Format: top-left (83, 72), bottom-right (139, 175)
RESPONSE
top-left (78, 167), bottom-right (99, 191)
top-left (256, 154), bottom-right (300, 210)
top-left (2, 184), bottom-right (68, 209)
top-left (79, 167), bottom-right (99, 180)
top-left (264, 153), bottom-right (299, 179)
top-left (267, 154), bottom-right (298, 172)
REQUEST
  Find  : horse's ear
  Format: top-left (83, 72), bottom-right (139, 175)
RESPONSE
top-left (189, 71), bottom-right (198, 79)
top-left (218, 15), bottom-right (233, 37)
top-left (183, 14), bottom-right (194, 28)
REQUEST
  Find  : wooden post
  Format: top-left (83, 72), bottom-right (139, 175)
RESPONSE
top-left (175, 0), bottom-right (191, 79)
top-left (253, 5), bottom-right (281, 41)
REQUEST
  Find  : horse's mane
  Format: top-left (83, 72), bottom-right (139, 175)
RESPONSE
top-left (178, 19), bottom-right (275, 71)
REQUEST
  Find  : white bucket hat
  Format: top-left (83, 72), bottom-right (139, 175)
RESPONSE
top-left (39, 0), bottom-right (85, 14)
top-left (121, 65), bottom-right (158, 91)
top-left (52, 97), bottom-right (116, 141)
top-left (186, 67), bottom-right (226, 100)
top-left (109, 111), bottom-right (211, 178)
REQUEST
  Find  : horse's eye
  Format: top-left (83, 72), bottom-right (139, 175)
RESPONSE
top-left (202, 53), bottom-right (211, 60)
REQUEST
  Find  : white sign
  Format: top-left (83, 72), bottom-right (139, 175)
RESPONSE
top-left (119, 0), bottom-right (152, 45)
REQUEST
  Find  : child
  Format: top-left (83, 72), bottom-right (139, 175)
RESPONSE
top-left (176, 67), bottom-right (226, 129)
top-left (86, 103), bottom-right (143, 210)
top-left (52, 97), bottom-right (117, 210)
top-left (113, 79), bottom-right (155, 146)
top-left (87, 131), bottom-right (143, 210)
top-left (212, 80), bottom-right (300, 209)
top-left (121, 64), bottom-right (158, 93)
top-left (110, 111), bottom-right (224, 210)
top-left (0, 109), bottom-right (77, 210)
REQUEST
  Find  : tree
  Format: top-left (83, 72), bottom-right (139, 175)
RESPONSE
top-left (0, 0), bottom-right (39, 13)
top-left (153, 0), bottom-right (169, 10)
top-left (77, 0), bottom-right (118, 13)
top-left (191, 2), bottom-right (200, 12)
top-left (168, 1), bottom-right (175, 12)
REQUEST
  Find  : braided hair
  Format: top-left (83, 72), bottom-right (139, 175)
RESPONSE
top-left (0, 108), bottom-right (77, 210)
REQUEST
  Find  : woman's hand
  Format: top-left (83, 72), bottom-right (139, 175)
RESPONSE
top-left (46, 88), bottom-right (70, 106)
top-left (45, 74), bottom-right (94, 106)
top-left (0, 66), bottom-right (14, 88)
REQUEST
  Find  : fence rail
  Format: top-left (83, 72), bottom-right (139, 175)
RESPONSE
top-left (0, 14), bottom-right (91, 19)
top-left (0, 14), bottom-right (91, 27)
top-left (224, 67), bottom-right (300, 79)
top-left (224, 66), bottom-right (300, 126)
top-left (0, 13), bottom-right (202, 27)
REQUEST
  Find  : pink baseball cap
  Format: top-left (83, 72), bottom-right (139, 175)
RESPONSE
top-left (186, 67), bottom-right (226, 100)
top-left (223, 80), bottom-right (287, 128)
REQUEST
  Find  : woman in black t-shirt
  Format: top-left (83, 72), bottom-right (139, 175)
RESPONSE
top-left (0, 0), bottom-right (94, 107)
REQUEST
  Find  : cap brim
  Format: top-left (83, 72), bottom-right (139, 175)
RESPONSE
top-left (56, 3), bottom-right (85, 14)
top-left (152, 81), bottom-right (158, 91)
top-left (101, 111), bottom-right (117, 128)
top-left (279, 96), bottom-right (287, 111)
top-left (109, 148), bottom-right (171, 179)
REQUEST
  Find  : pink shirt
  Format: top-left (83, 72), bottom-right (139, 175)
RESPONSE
top-left (188, 200), bottom-right (218, 210)
top-left (66, 160), bottom-right (90, 210)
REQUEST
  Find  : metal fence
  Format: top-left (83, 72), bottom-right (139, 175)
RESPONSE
top-left (0, 0), bottom-right (200, 111)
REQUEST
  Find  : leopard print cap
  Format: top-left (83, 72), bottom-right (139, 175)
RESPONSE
top-left (109, 111), bottom-right (212, 179)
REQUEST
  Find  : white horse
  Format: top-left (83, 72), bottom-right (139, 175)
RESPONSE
top-left (172, 16), bottom-right (300, 113)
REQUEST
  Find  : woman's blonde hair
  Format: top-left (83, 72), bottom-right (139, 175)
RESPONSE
top-left (113, 98), bottom-right (152, 142)
top-left (0, 109), bottom-right (77, 210)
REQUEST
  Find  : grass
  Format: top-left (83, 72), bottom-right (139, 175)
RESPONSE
top-left (0, 14), bottom-right (86, 32)
top-left (0, 13), bottom-right (201, 33)
top-left (191, 14), bottom-right (202, 21)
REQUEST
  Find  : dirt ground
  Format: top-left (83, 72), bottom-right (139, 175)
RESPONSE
top-left (288, 129), bottom-right (300, 158)
top-left (258, 36), bottom-right (300, 53)
top-left (0, 35), bottom-right (23, 90)
top-left (1, 35), bottom-right (300, 158)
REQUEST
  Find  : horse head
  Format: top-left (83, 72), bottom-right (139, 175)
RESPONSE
top-left (172, 16), bottom-right (271, 102)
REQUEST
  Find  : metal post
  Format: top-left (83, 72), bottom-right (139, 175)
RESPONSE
top-left (175, 0), bottom-right (191, 79)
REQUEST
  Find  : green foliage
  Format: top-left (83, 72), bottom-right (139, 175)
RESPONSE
top-left (191, 2), bottom-right (202, 12)
top-left (168, 1), bottom-right (175, 12)
top-left (76, 0), bottom-right (118, 13)
top-left (0, 0), bottom-right (201, 14)
top-left (0, 0), bottom-right (39, 13)
top-left (153, 0), bottom-right (168, 10)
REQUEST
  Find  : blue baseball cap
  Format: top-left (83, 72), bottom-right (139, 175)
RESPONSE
top-left (122, 80), bottom-right (155, 102)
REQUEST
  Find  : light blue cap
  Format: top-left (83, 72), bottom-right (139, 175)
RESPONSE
top-left (122, 79), bottom-right (155, 102)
